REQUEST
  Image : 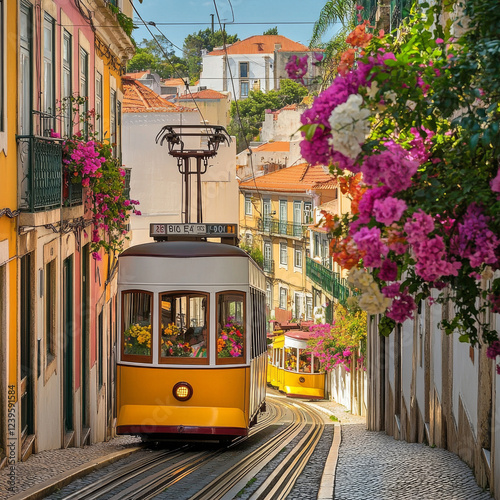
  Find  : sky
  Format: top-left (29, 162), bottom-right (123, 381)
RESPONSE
top-left (130, 0), bottom-right (340, 56)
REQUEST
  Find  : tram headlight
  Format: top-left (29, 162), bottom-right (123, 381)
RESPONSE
top-left (173, 382), bottom-right (193, 401)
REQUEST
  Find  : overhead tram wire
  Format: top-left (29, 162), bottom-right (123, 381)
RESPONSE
top-left (212, 0), bottom-right (263, 213)
top-left (130, 2), bottom-right (210, 131)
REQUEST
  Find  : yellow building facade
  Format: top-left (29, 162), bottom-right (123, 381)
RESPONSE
top-left (239, 163), bottom-right (337, 325)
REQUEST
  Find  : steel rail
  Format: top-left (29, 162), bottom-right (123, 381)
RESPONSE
top-left (60, 448), bottom-right (187, 500)
top-left (248, 402), bottom-right (326, 500)
top-left (61, 401), bottom-right (282, 500)
top-left (189, 397), bottom-right (310, 500)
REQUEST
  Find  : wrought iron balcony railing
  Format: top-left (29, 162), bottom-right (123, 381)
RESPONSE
top-left (18, 135), bottom-right (63, 212)
top-left (263, 258), bottom-right (275, 274)
top-left (123, 167), bottom-right (131, 200)
top-left (306, 257), bottom-right (353, 304)
top-left (257, 217), bottom-right (307, 238)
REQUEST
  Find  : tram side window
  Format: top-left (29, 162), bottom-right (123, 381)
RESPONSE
top-left (285, 347), bottom-right (297, 371)
top-left (299, 349), bottom-right (312, 373)
top-left (122, 291), bottom-right (153, 360)
top-left (160, 292), bottom-right (208, 359)
top-left (313, 357), bottom-right (321, 373)
top-left (217, 292), bottom-right (245, 361)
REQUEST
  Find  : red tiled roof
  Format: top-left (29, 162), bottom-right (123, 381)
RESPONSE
top-left (178, 89), bottom-right (228, 100)
top-left (271, 104), bottom-right (298, 120)
top-left (239, 163), bottom-right (334, 193)
top-left (125, 70), bottom-right (150, 79)
top-left (208, 35), bottom-right (310, 56)
top-left (312, 178), bottom-right (338, 189)
top-left (254, 141), bottom-right (290, 152)
top-left (122, 77), bottom-right (196, 113)
top-left (162, 78), bottom-right (188, 87)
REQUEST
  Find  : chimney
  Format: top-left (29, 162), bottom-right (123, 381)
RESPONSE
top-left (274, 43), bottom-right (281, 51)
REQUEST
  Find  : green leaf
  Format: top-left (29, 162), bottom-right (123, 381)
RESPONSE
top-left (379, 316), bottom-right (396, 337)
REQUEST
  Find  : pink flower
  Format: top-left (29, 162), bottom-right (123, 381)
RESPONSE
top-left (379, 259), bottom-right (398, 281)
top-left (491, 168), bottom-right (500, 198)
top-left (436, 38), bottom-right (444, 44)
top-left (92, 252), bottom-right (102, 261)
top-left (373, 197), bottom-right (407, 226)
top-left (352, 226), bottom-right (388, 268)
top-left (361, 142), bottom-right (419, 193)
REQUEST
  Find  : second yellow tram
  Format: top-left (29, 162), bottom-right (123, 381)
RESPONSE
top-left (268, 330), bottom-right (325, 399)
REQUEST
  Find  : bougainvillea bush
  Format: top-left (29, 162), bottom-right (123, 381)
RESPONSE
top-left (308, 304), bottom-right (367, 371)
top-left (296, 1), bottom-right (500, 370)
top-left (55, 96), bottom-right (140, 258)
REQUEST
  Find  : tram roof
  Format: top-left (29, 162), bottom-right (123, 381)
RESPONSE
top-left (285, 330), bottom-right (313, 341)
top-left (119, 240), bottom-right (249, 259)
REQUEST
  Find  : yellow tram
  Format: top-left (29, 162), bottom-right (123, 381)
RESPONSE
top-left (268, 330), bottom-right (325, 399)
top-left (116, 228), bottom-right (267, 440)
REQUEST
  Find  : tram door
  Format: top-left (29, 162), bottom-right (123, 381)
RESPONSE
top-left (277, 347), bottom-right (285, 389)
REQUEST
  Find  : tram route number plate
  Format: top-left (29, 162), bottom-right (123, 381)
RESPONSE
top-left (150, 223), bottom-right (237, 237)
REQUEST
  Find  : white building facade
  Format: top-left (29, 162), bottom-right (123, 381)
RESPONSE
top-left (200, 35), bottom-right (322, 100)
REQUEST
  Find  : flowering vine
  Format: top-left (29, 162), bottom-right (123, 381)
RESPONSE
top-left (54, 95), bottom-right (140, 258)
top-left (293, 2), bottom-right (500, 369)
top-left (308, 304), bottom-right (367, 372)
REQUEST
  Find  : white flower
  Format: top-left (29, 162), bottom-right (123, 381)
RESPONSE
top-left (328, 93), bottom-right (371, 159)
top-left (383, 91), bottom-right (397, 103)
top-left (347, 267), bottom-right (374, 290)
top-left (481, 266), bottom-right (494, 281)
top-left (358, 287), bottom-right (392, 315)
top-left (366, 81), bottom-right (379, 99)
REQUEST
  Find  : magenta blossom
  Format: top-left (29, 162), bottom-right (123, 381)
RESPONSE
top-left (373, 197), bottom-right (407, 226)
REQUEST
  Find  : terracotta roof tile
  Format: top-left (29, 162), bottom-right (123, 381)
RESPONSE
top-left (312, 178), bottom-right (338, 189)
top-left (125, 70), bottom-right (150, 79)
top-left (178, 89), bottom-right (228, 100)
top-left (122, 77), bottom-right (196, 114)
top-left (208, 35), bottom-right (310, 56)
top-left (254, 141), bottom-right (290, 152)
top-left (239, 163), bottom-right (334, 193)
top-left (162, 78), bottom-right (188, 87)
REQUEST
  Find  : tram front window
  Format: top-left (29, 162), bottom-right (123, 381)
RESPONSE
top-left (160, 292), bottom-right (208, 359)
top-left (299, 349), bottom-right (312, 373)
top-left (285, 348), bottom-right (297, 371)
top-left (122, 291), bottom-right (153, 361)
top-left (217, 292), bottom-right (245, 362)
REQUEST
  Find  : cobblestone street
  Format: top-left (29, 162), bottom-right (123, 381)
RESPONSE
top-left (313, 399), bottom-right (492, 500)
top-left (0, 396), bottom-right (493, 499)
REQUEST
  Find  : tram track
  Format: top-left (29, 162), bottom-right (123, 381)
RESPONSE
top-left (55, 397), bottom-right (326, 500)
top-left (57, 401), bottom-right (283, 500)
top-left (188, 397), bottom-right (325, 500)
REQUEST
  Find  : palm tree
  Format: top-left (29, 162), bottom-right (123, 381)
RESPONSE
top-left (309, 0), bottom-right (393, 86)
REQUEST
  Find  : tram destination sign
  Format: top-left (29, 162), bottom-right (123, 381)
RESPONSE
top-left (150, 223), bottom-right (237, 238)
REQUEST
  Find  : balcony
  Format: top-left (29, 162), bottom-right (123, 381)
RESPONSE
top-left (263, 258), bottom-right (275, 275)
top-left (18, 135), bottom-right (63, 212)
top-left (123, 167), bottom-right (131, 200)
top-left (257, 217), bottom-right (307, 239)
top-left (306, 257), bottom-right (353, 304)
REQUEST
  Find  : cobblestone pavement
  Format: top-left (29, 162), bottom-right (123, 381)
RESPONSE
top-left (311, 399), bottom-right (492, 500)
top-left (0, 435), bottom-right (141, 499)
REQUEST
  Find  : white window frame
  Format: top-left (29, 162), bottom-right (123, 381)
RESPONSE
top-left (95, 71), bottom-right (103, 140)
top-left (43, 14), bottom-right (55, 127)
top-left (245, 194), bottom-right (252, 216)
top-left (294, 247), bottom-right (302, 270)
top-left (279, 242), bottom-right (288, 267)
top-left (306, 296), bottom-right (313, 321)
top-left (279, 287), bottom-right (287, 310)
top-left (62, 30), bottom-right (72, 137)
